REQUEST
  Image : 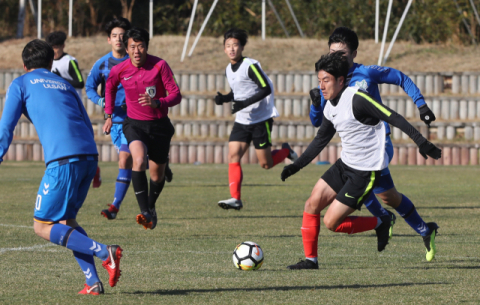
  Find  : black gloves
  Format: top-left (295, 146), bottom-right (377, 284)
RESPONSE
top-left (309, 88), bottom-right (322, 108)
top-left (215, 92), bottom-right (232, 105)
top-left (419, 141), bottom-right (442, 160)
top-left (281, 164), bottom-right (301, 181)
top-left (419, 104), bottom-right (436, 127)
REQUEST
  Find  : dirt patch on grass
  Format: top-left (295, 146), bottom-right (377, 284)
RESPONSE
top-left (1, 35), bottom-right (479, 73)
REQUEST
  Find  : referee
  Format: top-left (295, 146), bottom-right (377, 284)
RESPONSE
top-left (103, 28), bottom-right (181, 230)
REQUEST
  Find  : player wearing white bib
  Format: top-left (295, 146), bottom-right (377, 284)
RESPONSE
top-left (281, 52), bottom-right (441, 269)
top-left (215, 29), bottom-right (298, 210)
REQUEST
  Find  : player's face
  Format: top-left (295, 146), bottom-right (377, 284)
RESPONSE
top-left (52, 45), bottom-right (65, 60)
top-left (108, 27), bottom-right (126, 53)
top-left (318, 70), bottom-right (345, 101)
top-left (126, 38), bottom-right (148, 67)
top-left (329, 42), bottom-right (357, 68)
top-left (224, 38), bottom-right (244, 63)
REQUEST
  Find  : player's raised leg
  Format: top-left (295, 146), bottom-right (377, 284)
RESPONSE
top-left (218, 141), bottom-right (248, 210)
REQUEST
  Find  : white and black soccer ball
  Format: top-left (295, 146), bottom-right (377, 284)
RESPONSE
top-left (232, 241), bottom-right (264, 270)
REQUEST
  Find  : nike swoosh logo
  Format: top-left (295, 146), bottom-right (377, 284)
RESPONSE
top-left (135, 191), bottom-right (144, 195)
top-left (345, 193), bottom-right (355, 199)
top-left (124, 76), bottom-right (133, 80)
top-left (87, 284), bottom-right (98, 293)
top-left (229, 182), bottom-right (235, 186)
top-left (332, 114), bottom-right (337, 117)
top-left (259, 143), bottom-right (266, 147)
top-left (254, 245), bottom-right (260, 256)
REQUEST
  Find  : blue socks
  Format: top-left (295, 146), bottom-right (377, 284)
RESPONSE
top-left (49, 223), bottom-right (109, 260)
top-left (395, 194), bottom-right (431, 236)
top-left (364, 192), bottom-right (389, 218)
top-left (72, 227), bottom-right (100, 286)
top-left (112, 169), bottom-right (132, 210)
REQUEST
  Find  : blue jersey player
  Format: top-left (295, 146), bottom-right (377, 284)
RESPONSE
top-left (86, 18), bottom-right (132, 220)
top-left (309, 27), bottom-right (438, 261)
top-left (0, 40), bottom-right (123, 294)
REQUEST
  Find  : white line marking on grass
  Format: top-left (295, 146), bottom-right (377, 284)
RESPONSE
top-left (0, 223), bottom-right (32, 229)
top-left (0, 244), bottom-right (55, 254)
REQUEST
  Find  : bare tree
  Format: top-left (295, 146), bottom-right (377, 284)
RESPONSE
top-left (120, 0), bottom-right (136, 21)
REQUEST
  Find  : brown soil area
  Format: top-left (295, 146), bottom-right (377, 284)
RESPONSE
top-left (1, 35), bottom-right (479, 72)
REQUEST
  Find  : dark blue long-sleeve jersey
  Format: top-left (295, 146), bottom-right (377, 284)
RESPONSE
top-left (310, 63), bottom-right (426, 134)
top-left (86, 52), bottom-right (129, 123)
top-left (0, 69), bottom-right (97, 165)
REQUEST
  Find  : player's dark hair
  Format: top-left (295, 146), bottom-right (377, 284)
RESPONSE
top-left (45, 31), bottom-right (67, 47)
top-left (315, 51), bottom-right (349, 81)
top-left (105, 17), bottom-right (131, 37)
top-left (22, 39), bottom-right (55, 70)
top-left (123, 27), bottom-right (150, 49)
top-left (328, 27), bottom-right (359, 52)
top-left (223, 28), bottom-right (248, 46)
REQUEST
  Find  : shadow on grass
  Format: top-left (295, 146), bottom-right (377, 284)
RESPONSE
top-left (125, 282), bottom-right (447, 296)
top-left (417, 206), bottom-right (480, 210)
top-left (162, 215), bottom-right (302, 220)
top-left (166, 184), bottom-right (286, 188)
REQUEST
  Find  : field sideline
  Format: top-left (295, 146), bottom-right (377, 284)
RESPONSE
top-left (0, 162), bottom-right (479, 304)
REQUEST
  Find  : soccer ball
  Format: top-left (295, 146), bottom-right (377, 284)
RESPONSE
top-left (232, 241), bottom-right (264, 270)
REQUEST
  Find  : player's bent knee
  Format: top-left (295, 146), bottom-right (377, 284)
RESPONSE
top-left (323, 216), bottom-right (339, 232)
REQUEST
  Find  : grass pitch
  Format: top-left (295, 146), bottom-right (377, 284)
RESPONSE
top-left (0, 162), bottom-right (479, 304)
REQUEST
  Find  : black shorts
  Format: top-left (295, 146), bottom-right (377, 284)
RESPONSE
top-left (321, 158), bottom-right (380, 210)
top-left (229, 118), bottom-right (273, 149)
top-left (122, 117), bottom-right (174, 164)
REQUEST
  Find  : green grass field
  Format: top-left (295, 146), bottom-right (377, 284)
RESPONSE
top-left (0, 162), bottom-right (479, 304)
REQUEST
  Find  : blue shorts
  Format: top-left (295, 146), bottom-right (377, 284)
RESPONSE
top-left (110, 124), bottom-right (129, 154)
top-left (34, 160), bottom-right (97, 223)
top-left (374, 136), bottom-right (395, 194)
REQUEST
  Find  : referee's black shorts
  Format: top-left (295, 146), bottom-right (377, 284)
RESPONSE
top-left (122, 116), bottom-right (174, 164)
top-left (229, 118), bottom-right (273, 149)
top-left (321, 158), bottom-right (380, 210)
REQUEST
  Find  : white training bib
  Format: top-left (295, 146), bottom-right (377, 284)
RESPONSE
top-left (51, 54), bottom-right (82, 97)
top-left (324, 87), bottom-right (388, 171)
top-left (225, 57), bottom-right (278, 125)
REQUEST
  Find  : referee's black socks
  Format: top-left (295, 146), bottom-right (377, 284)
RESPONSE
top-left (131, 171), bottom-right (150, 213)
top-left (149, 178), bottom-right (165, 210)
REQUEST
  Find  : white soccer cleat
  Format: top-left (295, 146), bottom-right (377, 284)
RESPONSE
top-left (218, 198), bottom-right (243, 210)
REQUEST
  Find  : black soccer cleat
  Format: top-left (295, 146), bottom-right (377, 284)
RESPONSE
top-left (375, 210), bottom-right (396, 252)
top-left (101, 209), bottom-right (117, 220)
top-left (423, 222), bottom-right (439, 262)
top-left (136, 211), bottom-right (153, 230)
top-left (149, 207), bottom-right (158, 230)
top-left (287, 259), bottom-right (319, 270)
top-left (282, 143), bottom-right (299, 162)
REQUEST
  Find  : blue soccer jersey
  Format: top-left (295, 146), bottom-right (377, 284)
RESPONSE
top-left (310, 63), bottom-right (426, 135)
top-left (86, 52), bottom-right (129, 123)
top-left (0, 68), bottom-right (98, 165)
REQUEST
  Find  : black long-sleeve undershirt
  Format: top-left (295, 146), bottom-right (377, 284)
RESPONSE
top-left (295, 88), bottom-right (427, 169)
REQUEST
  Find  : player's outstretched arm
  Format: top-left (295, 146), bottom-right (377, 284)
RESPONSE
top-left (353, 91), bottom-right (441, 160)
top-left (67, 59), bottom-right (85, 89)
top-left (374, 65), bottom-right (436, 126)
top-left (215, 91), bottom-right (234, 105)
top-left (85, 60), bottom-right (104, 107)
top-left (309, 88), bottom-right (326, 127)
top-left (281, 117), bottom-right (335, 181)
top-left (104, 66), bottom-right (121, 116)
top-left (0, 81), bottom-right (24, 163)
top-left (231, 63), bottom-right (271, 114)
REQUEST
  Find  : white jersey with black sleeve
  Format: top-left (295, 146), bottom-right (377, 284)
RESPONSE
top-left (225, 57), bottom-right (278, 125)
top-left (323, 86), bottom-right (388, 171)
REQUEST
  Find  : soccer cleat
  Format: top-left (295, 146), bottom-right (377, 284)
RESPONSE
top-left (92, 166), bottom-right (102, 188)
top-left (101, 245), bottom-right (123, 287)
top-left (287, 259), bottom-right (319, 270)
top-left (78, 282), bottom-right (104, 295)
top-left (423, 222), bottom-right (439, 262)
top-left (136, 211), bottom-right (153, 229)
top-left (218, 198), bottom-right (243, 210)
top-left (375, 211), bottom-right (396, 252)
top-left (149, 207), bottom-right (158, 230)
top-left (101, 205), bottom-right (119, 220)
top-left (282, 143), bottom-right (298, 162)
top-left (165, 160), bottom-right (173, 183)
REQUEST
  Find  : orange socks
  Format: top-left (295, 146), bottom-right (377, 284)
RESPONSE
top-left (301, 212), bottom-right (320, 258)
top-left (334, 216), bottom-right (379, 234)
top-left (271, 148), bottom-right (290, 166)
top-left (228, 162), bottom-right (243, 200)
